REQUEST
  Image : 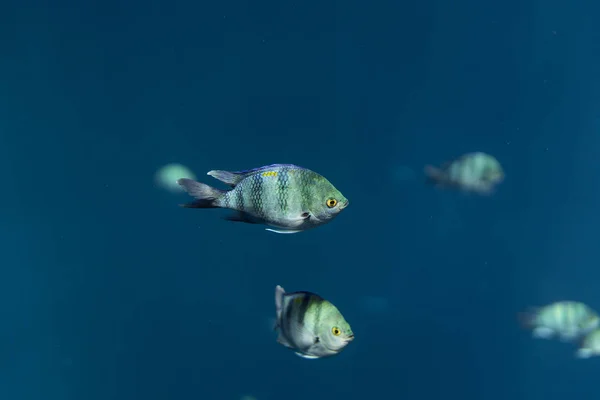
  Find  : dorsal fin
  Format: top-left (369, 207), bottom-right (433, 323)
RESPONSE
top-left (232, 164), bottom-right (302, 175)
top-left (206, 170), bottom-right (245, 187)
top-left (208, 164), bottom-right (303, 187)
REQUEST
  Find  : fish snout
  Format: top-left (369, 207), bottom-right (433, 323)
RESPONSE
top-left (339, 200), bottom-right (350, 210)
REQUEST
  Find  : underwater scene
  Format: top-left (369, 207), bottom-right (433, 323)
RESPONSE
top-left (2, 0), bottom-right (600, 399)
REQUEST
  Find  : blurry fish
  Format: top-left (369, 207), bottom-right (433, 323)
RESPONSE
top-left (518, 301), bottom-right (600, 341)
top-left (425, 152), bottom-right (504, 195)
top-left (575, 329), bottom-right (600, 359)
top-left (154, 163), bottom-right (196, 193)
top-left (177, 164), bottom-right (349, 234)
top-left (274, 285), bottom-right (354, 359)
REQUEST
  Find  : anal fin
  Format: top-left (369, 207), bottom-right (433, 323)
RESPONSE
top-left (179, 199), bottom-right (217, 209)
top-left (224, 211), bottom-right (260, 224)
top-left (576, 348), bottom-right (594, 359)
top-left (532, 327), bottom-right (555, 339)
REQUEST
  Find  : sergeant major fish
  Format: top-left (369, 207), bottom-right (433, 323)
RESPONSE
top-left (274, 285), bottom-right (354, 359)
top-left (177, 164), bottom-right (349, 234)
top-left (424, 152), bottom-right (504, 195)
top-left (518, 301), bottom-right (600, 342)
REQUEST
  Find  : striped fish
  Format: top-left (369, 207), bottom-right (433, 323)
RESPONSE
top-left (274, 285), bottom-right (354, 359)
top-left (177, 164), bottom-right (349, 234)
top-left (518, 301), bottom-right (600, 342)
top-left (425, 152), bottom-right (504, 195)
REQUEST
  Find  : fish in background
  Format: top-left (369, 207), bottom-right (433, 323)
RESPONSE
top-left (274, 285), bottom-right (354, 359)
top-left (576, 328), bottom-right (600, 359)
top-left (177, 164), bottom-right (349, 234)
top-left (424, 152), bottom-right (504, 195)
top-left (154, 163), bottom-right (196, 193)
top-left (518, 301), bottom-right (600, 342)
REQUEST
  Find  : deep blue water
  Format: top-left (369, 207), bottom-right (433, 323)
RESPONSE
top-left (2, 0), bottom-right (600, 399)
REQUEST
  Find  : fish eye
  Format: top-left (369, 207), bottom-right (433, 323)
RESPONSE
top-left (326, 198), bottom-right (337, 208)
top-left (332, 326), bottom-right (341, 336)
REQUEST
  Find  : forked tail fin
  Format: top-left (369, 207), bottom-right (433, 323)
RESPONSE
top-left (177, 178), bottom-right (226, 208)
top-left (517, 308), bottom-right (537, 330)
top-left (424, 165), bottom-right (445, 185)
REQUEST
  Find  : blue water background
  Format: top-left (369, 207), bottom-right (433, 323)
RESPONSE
top-left (1, 0), bottom-right (600, 399)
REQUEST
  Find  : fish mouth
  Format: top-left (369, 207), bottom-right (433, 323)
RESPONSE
top-left (323, 334), bottom-right (355, 353)
top-left (339, 200), bottom-right (350, 210)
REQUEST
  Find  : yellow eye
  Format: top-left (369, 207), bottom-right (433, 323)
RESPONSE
top-left (326, 198), bottom-right (337, 208)
top-left (332, 327), bottom-right (341, 336)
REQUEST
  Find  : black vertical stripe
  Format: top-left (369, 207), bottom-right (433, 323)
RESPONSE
top-left (283, 295), bottom-right (297, 347)
top-left (222, 191), bottom-right (230, 208)
top-left (313, 299), bottom-right (323, 328)
top-left (295, 294), bottom-right (311, 326)
top-left (281, 293), bottom-right (312, 349)
top-left (252, 174), bottom-right (264, 218)
top-left (236, 185), bottom-right (245, 211)
top-left (299, 169), bottom-right (312, 211)
top-left (277, 167), bottom-right (289, 213)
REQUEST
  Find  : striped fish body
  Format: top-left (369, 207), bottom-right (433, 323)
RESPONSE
top-left (276, 290), bottom-right (328, 355)
top-left (219, 165), bottom-right (313, 227)
top-left (519, 301), bottom-right (600, 341)
top-left (178, 164), bottom-right (348, 233)
top-left (425, 152), bottom-right (504, 195)
top-left (447, 152), bottom-right (502, 184)
top-left (274, 285), bottom-right (353, 359)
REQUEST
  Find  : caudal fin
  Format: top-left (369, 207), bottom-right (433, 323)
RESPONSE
top-left (177, 178), bottom-right (226, 208)
top-left (517, 309), bottom-right (537, 330)
top-left (424, 165), bottom-right (445, 185)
